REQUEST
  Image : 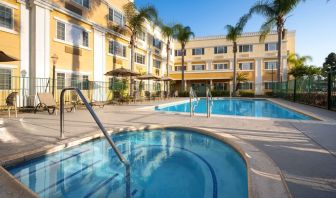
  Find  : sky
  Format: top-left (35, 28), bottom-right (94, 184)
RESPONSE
top-left (135, 0), bottom-right (336, 66)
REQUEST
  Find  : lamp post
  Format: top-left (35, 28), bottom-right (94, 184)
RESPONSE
top-left (51, 54), bottom-right (59, 97)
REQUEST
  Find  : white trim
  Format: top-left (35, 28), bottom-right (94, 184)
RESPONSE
top-left (0, 1), bottom-right (18, 9)
top-left (0, 64), bottom-right (17, 69)
top-left (55, 68), bottom-right (91, 75)
top-left (0, 27), bottom-right (17, 34)
top-left (53, 16), bottom-right (92, 32)
top-left (70, 0), bottom-right (90, 10)
top-left (53, 38), bottom-right (92, 51)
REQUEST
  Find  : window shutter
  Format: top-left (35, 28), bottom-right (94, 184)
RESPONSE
top-left (202, 48), bottom-right (204, 55)
top-left (265, 44), bottom-right (268, 51)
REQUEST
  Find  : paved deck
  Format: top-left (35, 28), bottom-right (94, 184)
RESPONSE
top-left (0, 98), bottom-right (336, 198)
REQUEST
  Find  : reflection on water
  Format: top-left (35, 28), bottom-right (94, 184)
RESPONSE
top-left (157, 99), bottom-right (312, 120)
top-left (7, 129), bottom-right (248, 198)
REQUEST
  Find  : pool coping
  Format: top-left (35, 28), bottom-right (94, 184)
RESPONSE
top-left (0, 125), bottom-right (291, 198)
top-left (152, 97), bottom-right (324, 122)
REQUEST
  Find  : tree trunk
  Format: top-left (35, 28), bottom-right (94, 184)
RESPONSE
top-left (130, 34), bottom-right (135, 95)
top-left (166, 40), bottom-right (170, 94)
top-left (277, 25), bottom-right (283, 82)
top-left (233, 41), bottom-right (237, 96)
top-left (181, 44), bottom-right (185, 92)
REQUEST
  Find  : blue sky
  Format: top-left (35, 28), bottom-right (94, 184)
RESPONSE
top-left (135, 0), bottom-right (336, 66)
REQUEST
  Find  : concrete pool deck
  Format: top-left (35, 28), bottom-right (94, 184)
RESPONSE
top-left (0, 98), bottom-right (336, 198)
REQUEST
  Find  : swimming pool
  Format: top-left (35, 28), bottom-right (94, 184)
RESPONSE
top-left (6, 129), bottom-right (248, 198)
top-left (156, 98), bottom-right (312, 120)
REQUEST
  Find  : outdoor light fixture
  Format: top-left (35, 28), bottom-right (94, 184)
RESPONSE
top-left (51, 54), bottom-right (59, 97)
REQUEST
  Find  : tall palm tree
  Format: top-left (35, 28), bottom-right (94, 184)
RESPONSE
top-left (247, 0), bottom-right (304, 82)
top-left (122, 2), bottom-right (158, 94)
top-left (174, 24), bottom-right (195, 91)
top-left (225, 16), bottom-right (249, 96)
top-left (161, 23), bottom-right (178, 93)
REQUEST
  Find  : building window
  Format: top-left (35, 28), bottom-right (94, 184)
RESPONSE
top-left (264, 82), bottom-right (275, 90)
top-left (192, 64), bottom-right (205, 71)
top-left (82, 75), bottom-right (89, 90)
top-left (73, 0), bottom-right (89, 9)
top-left (82, 31), bottom-right (88, 47)
top-left (137, 30), bottom-right (146, 41)
top-left (214, 63), bottom-right (229, 70)
top-left (265, 61), bottom-right (277, 70)
top-left (108, 8), bottom-right (125, 26)
top-left (192, 48), bottom-right (204, 55)
top-left (0, 68), bottom-right (11, 90)
top-left (135, 53), bottom-right (145, 64)
top-left (0, 4), bottom-right (13, 30)
top-left (109, 40), bottom-right (126, 57)
top-left (214, 82), bottom-right (228, 91)
top-left (153, 38), bottom-right (162, 49)
top-left (174, 66), bottom-right (186, 71)
top-left (265, 43), bottom-right (278, 51)
top-left (214, 46), bottom-right (227, 54)
top-left (153, 59), bottom-right (161, 69)
top-left (240, 82), bottom-right (253, 90)
top-left (239, 45), bottom-right (253, 53)
top-left (56, 21), bottom-right (65, 40)
top-left (57, 73), bottom-right (65, 89)
top-left (239, 62), bottom-right (253, 70)
top-left (175, 49), bottom-right (185, 56)
top-left (56, 20), bottom-right (89, 47)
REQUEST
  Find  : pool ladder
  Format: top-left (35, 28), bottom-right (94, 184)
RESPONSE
top-left (59, 88), bottom-right (131, 198)
top-left (206, 87), bottom-right (213, 118)
top-left (189, 87), bottom-right (199, 117)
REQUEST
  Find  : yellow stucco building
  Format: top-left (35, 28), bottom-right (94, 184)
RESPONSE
top-left (171, 31), bottom-right (295, 95)
top-left (0, 0), bottom-right (173, 104)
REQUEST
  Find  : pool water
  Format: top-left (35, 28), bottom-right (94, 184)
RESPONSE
top-left (6, 129), bottom-right (248, 198)
top-left (156, 99), bottom-right (312, 120)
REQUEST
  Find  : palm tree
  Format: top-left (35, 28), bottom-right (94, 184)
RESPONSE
top-left (235, 72), bottom-right (249, 91)
top-left (174, 24), bottom-right (195, 91)
top-left (122, 2), bottom-right (158, 94)
top-left (225, 16), bottom-right (249, 96)
top-left (247, 0), bottom-right (304, 82)
top-left (161, 23), bottom-right (178, 93)
top-left (288, 53), bottom-right (312, 79)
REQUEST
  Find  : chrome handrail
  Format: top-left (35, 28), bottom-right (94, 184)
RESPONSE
top-left (189, 87), bottom-right (199, 117)
top-left (206, 87), bottom-right (213, 118)
top-left (60, 88), bottom-right (131, 197)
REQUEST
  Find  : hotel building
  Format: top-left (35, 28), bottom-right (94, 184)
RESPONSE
top-left (0, 0), bottom-right (173, 105)
top-left (171, 31), bottom-right (295, 95)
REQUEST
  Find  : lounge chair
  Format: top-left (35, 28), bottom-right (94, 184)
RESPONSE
top-left (3, 92), bottom-right (18, 118)
top-left (132, 91), bottom-right (144, 103)
top-left (82, 92), bottom-right (107, 108)
top-left (34, 92), bottom-right (74, 115)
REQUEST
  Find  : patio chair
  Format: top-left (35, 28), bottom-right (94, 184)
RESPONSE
top-left (145, 91), bottom-right (154, 101)
top-left (82, 92), bottom-right (107, 108)
top-left (132, 91), bottom-right (144, 103)
top-left (4, 92), bottom-right (18, 118)
top-left (34, 93), bottom-right (74, 115)
top-left (112, 91), bottom-right (123, 105)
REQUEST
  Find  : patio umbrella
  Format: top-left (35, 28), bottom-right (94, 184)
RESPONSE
top-left (155, 76), bottom-right (174, 94)
top-left (104, 67), bottom-right (140, 77)
top-left (0, 51), bottom-right (19, 62)
top-left (136, 74), bottom-right (160, 92)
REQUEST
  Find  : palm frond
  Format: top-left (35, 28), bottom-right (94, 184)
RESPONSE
top-left (249, 1), bottom-right (276, 18)
top-left (259, 18), bottom-right (276, 41)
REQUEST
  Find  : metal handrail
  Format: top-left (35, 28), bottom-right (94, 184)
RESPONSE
top-left (206, 87), bottom-right (213, 118)
top-left (189, 87), bottom-right (199, 117)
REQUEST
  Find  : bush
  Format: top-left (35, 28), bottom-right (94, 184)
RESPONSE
top-left (211, 90), bottom-right (230, 97)
top-left (239, 90), bottom-right (255, 97)
top-left (178, 91), bottom-right (189, 97)
top-left (265, 91), bottom-right (274, 97)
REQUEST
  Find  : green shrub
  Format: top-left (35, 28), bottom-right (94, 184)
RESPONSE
top-left (265, 91), bottom-right (274, 97)
top-left (211, 90), bottom-right (230, 97)
top-left (239, 90), bottom-right (255, 97)
top-left (178, 91), bottom-right (189, 97)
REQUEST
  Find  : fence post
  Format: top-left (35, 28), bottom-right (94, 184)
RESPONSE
top-left (293, 79), bottom-right (297, 102)
top-left (327, 72), bottom-right (332, 110)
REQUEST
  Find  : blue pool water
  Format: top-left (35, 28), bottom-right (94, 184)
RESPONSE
top-left (6, 129), bottom-right (248, 198)
top-left (156, 98), bottom-right (312, 120)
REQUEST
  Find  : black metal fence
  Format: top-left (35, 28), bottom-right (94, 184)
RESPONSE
top-left (273, 71), bottom-right (336, 111)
